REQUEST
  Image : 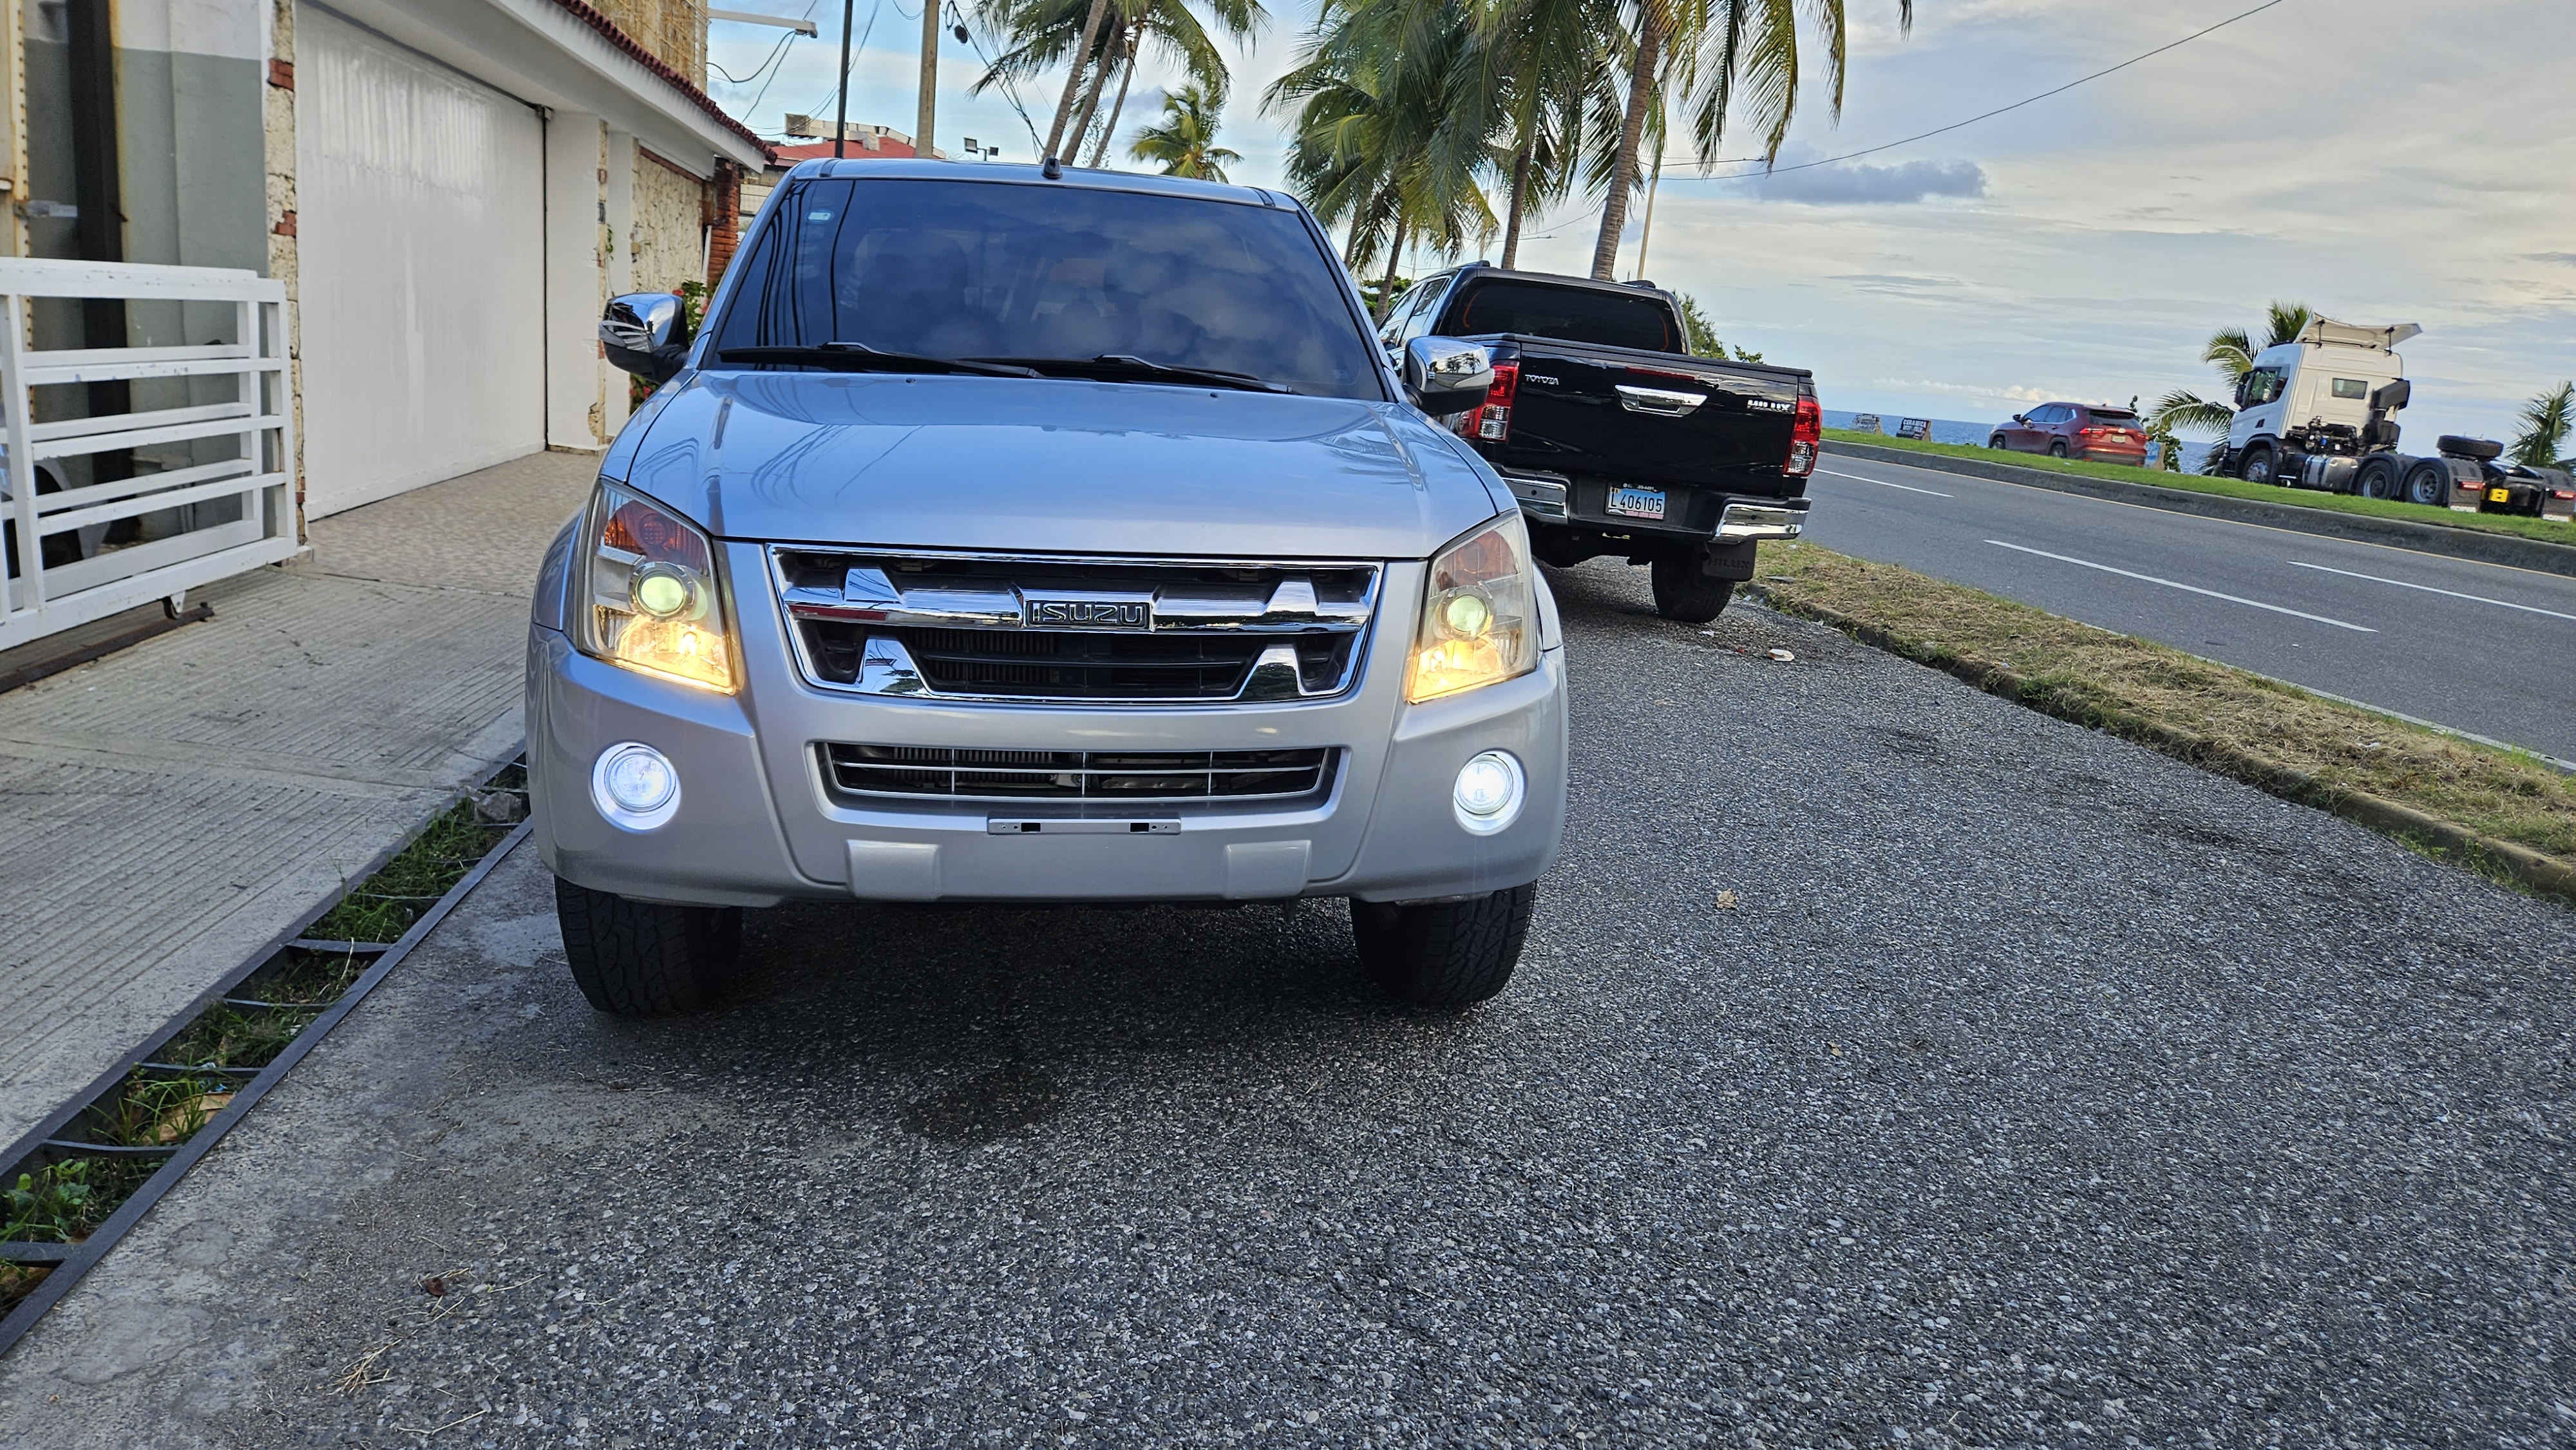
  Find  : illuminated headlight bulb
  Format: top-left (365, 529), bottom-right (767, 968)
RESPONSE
top-left (1439, 590), bottom-right (1492, 639)
top-left (630, 561), bottom-right (697, 619)
top-left (592, 742), bottom-right (681, 830)
top-left (1452, 749), bottom-right (1526, 834)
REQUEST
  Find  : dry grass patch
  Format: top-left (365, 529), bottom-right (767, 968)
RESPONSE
top-left (1748, 543), bottom-right (2576, 883)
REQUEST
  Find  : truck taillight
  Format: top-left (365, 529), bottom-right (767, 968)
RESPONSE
top-left (1472, 361), bottom-right (1519, 441)
top-left (1785, 397), bottom-right (1821, 476)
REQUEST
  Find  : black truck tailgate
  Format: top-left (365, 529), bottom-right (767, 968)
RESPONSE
top-left (1482, 334), bottom-right (1804, 494)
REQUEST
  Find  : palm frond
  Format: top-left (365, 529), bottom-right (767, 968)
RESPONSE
top-left (2510, 381), bottom-right (2575, 467)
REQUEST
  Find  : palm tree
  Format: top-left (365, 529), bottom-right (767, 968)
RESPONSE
top-left (2145, 301), bottom-right (2313, 471)
top-left (2509, 381), bottom-right (2575, 469)
top-left (1464, 0), bottom-right (1617, 268)
top-left (1130, 84), bottom-right (1243, 179)
top-left (1590, 0), bottom-right (1914, 281)
top-left (1268, 0), bottom-right (1500, 314)
top-left (976, 0), bottom-right (1265, 164)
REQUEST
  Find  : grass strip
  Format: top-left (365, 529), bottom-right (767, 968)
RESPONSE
top-left (307, 765), bottom-right (524, 943)
top-left (1746, 543), bottom-right (2576, 900)
top-left (1824, 429), bottom-right (2576, 545)
top-left (2, 764), bottom-right (528, 1315)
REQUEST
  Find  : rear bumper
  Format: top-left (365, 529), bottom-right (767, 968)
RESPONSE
top-left (2071, 444), bottom-right (2147, 465)
top-left (1522, 482), bottom-right (1809, 558)
top-left (527, 549), bottom-right (1569, 908)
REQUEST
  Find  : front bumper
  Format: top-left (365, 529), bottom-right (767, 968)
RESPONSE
top-left (529, 548), bottom-right (1568, 908)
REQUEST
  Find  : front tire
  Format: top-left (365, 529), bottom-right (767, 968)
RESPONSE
top-left (554, 876), bottom-right (741, 1015)
top-left (2238, 442), bottom-right (2278, 485)
top-left (1649, 555), bottom-right (1734, 623)
top-left (1352, 885), bottom-right (1536, 1007)
top-left (1988, 434), bottom-right (2008, 450)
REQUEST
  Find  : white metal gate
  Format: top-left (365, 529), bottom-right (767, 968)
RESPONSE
top-left (0, 258), bottom-right (296, 652)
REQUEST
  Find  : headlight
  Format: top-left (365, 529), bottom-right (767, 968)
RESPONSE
top-left (578, 481), bottom-right (734, 692)
top-left (1407, 512), bottom-right (1537, 703)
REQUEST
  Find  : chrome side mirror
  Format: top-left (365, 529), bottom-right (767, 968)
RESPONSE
top-left (1405, 336), bottom-right (1493, 416)
top-left (602, 293), bottom-right (688, 382)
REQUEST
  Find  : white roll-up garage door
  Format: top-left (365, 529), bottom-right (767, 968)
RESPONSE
top-left (297, 6), bottom-right (545, 518)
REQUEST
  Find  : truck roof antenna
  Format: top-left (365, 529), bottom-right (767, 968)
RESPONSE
top-left (1041, 155), bottom-right (1063, 180)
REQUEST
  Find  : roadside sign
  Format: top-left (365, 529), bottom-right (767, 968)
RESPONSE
top-left (1852, 413), bottom-right (1883, 434)
top-left (1897, 417), bottom-right (1931, 440)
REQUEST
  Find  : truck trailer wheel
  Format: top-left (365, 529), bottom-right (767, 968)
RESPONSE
top-left (2353, 457), bottom-right (2403, 500)
top-left (1649, 556), bottom-right (1735, 623)
top-left (554, 876), bottom-right (741, 1015)
top-left (1350, 884), bottom-right (1536, 1008)
top-left (2404, 461), bottom-right (2450, 507)
top-left (2237, 442), bottom-right (2278, 485)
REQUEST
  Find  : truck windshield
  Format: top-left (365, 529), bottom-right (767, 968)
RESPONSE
top-left (1448, 279), bottom-right (1681, 353)
top-left (708, 177), bottom-right (1385, 400)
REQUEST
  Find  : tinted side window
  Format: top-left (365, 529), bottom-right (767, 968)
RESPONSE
top-left (1376, 281), bottom-right (1430, 346)
top-left (1448, 279), bottom-right (1681, 352)
top-left (1399, 276), bottom-right (1452, 344)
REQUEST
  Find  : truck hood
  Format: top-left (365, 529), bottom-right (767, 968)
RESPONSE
top-left (611, 372), bottom-right (1508, 560)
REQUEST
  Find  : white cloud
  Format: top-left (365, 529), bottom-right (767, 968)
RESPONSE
top-left (1719, 154), bottom-right (1986, 205)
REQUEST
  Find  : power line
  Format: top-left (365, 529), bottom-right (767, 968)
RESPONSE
top-left (951, 12), bottom-right (1046, 156)
top-left (1680, 0), bottom-right (2295, 182)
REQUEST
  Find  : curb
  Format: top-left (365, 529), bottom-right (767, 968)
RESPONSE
top-left (1821, 439), bottom-right (2576, 579)
top-left (1743, 586), bottom-right (2576, 906)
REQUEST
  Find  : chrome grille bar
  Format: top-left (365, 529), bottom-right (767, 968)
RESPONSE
top-left (824, 744), bottom-right (1336, 802)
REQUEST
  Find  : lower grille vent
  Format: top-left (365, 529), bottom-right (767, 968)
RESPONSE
top-left (824, 744), bottom-right (1335, 802)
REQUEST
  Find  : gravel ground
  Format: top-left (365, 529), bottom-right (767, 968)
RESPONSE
top-left (4, 559), bottom-right (2570, 1449)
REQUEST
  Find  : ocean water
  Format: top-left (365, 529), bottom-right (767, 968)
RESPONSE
top-left (1824, 409), bottom-right (2213, 473)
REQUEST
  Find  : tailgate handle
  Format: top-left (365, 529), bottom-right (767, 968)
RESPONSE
top-left (1615, 384), bottom-right (1705, 417)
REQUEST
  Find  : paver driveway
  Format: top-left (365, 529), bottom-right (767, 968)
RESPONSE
top-left (5, 560), bottom-right (2570, 1449)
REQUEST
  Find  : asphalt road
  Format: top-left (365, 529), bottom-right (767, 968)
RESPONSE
top-left (5, 561), bottom-right (2571, 1448)
top-left (1802, 451), bottom-right (2576, 762)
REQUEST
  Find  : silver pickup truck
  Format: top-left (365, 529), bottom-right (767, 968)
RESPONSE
top-left (527, 160), bottom-right (1568, 1015)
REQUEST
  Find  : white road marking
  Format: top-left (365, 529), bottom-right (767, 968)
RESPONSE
top-left (2286, 560), bottom-right (2576, 623)
top-left (1985, 540), bottom-right (2378, 632)
top-left (1815, 467), bottom-right (1952, 497)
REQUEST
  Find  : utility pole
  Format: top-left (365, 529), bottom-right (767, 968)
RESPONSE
top-left (833, 0), bottom-right (854, 159)
top-left (1632, 136), bottom-right (1665, 281)
top-left (917, 0), bottom-right (939, 158)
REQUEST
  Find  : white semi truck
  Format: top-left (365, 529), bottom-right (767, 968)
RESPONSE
top-left (2221, 318), bottom-right (2574, 521)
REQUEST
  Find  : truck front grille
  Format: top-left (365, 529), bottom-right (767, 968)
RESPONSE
top-left (892, 627), bottom-right (1352, 701)
top-left (824, 744), bottom-right (1336, 801)
top-left (770, 549), bottom-right (1381, 704)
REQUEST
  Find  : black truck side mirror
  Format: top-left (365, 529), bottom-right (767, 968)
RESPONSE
top-left (2369, 379), bottom-right (2410, 411)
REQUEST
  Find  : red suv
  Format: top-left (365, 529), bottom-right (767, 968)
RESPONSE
top-left (1989, 402), bottom-right (2148, 465)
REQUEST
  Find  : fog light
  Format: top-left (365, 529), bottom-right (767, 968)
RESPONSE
top-left (592, 741), bottom-right (681, 831)
top-left (1452, 750), bottom-right (1526, 835)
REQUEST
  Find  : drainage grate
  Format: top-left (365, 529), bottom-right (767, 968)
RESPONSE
top-left (0, 758), bottom-right (531, 1354)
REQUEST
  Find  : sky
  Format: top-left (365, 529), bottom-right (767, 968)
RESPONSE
top-left (705, 0), bottom-right (2576, 442)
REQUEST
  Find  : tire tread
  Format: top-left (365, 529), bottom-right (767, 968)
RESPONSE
top-left (554, 876), bottom-right (739, 1016)
top-left (1352, 883), bottom-right (1536, 1007)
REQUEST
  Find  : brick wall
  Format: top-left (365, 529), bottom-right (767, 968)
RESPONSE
top-left (595, 0), bottom-right (706, 84)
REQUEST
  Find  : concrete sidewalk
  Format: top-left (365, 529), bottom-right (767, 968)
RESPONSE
top-left (0, 451), bottom-right (592, 1151)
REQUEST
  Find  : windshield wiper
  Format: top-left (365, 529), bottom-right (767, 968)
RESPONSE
top-left (717, 343), bottom-right (1041, 379)
top-left (967, 354), bottom-right (1295, 394)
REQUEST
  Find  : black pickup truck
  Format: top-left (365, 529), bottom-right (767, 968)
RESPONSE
top-left (1379, 263), bottom-right (1820, 621)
